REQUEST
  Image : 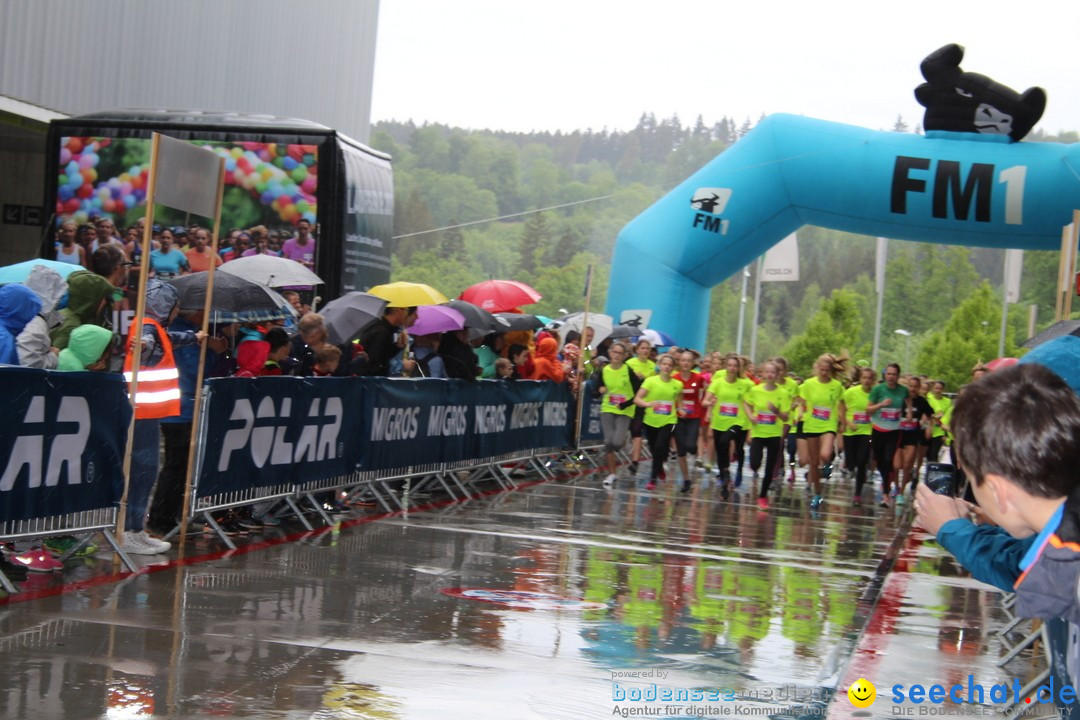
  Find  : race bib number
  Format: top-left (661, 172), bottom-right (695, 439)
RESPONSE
top-left (852, 412), bottom-right (870, 425)
top-left (881, 409), bottom-right (901, 422)
top-left (757, 412), bottom-right (777, 425)
top-left (719, 403), bottom-right (739, 417)
top-left (682, 400), bottom-right (696, 414)
top-left (812, 406), bottom-right (831, 421)
top-left (900, 419), bottom-right (920, 430)
top-left (608, 394), bottom-right (627, 406)
top-left (654, 401), bottom-right (673, 416)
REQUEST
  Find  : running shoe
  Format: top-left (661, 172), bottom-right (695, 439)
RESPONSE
top-left (757, 497), bottom-right (769, 510)
top-left (10, 550), bottom-right (63, 572)
top-left (896, 494), bottom-right (906, 505)
top-left (122, 532), bottom-right (169, 556)
top-left (733, 471), bottom-right (743, 488)
top-left (889, 486), bottom-right (899, 498)
top-left (603, 474), bottom-right (617, 488)
top-left (810, 494), bottom-right (824, 509)
top-left (43, 536), bottom-right (98, 558)
top-left (680, 480), bottom-right (692, 494)
top-left (645, 480), bottom-right (657, 491)
top-left (628, 461), bottom-right (639, 476)
top-left (852, 495), bottom-right (863, 507)
top-left (658, 469), bottom-right (667, 481)
top-left (822, 463), bottom-right (833, 480)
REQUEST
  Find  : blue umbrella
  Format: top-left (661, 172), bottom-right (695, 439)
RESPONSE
top-left (0, 259), bottom-right (82, 285)
top-left (635, 328), bottom-right (677, 347)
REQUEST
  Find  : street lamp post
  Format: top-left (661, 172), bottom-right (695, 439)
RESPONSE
top-left (895, 329), bottom-right (912, 371)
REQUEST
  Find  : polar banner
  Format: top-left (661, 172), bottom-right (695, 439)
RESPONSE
top-left (578, 391), bottom-right (604, 442)
top-left (198, 376), bottom-right (359, 497)
top-left (0, 368), bottom-right (132, 523)
top-left (358, 378), bottom-right (574, 470)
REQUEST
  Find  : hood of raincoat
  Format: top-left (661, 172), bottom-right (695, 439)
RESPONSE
top-left (64, 271), bottom-right (117, 324)
top-left (22, 266), bottom-right (67, 314)
top-left (0, 284), bottom-right (42, 335)
top-left (57, 324), bottom-right (114, 371)
top-left (144, 279), bottom-right (179, 323)
top-left (535, 336), bottom-right (558, 360)
top-left (236, 340), bottom-right (270, 375)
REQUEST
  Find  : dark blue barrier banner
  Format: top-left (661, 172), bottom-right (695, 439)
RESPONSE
top-left (197, 377), bottom-right (575, 495)
top-left (357, 378), bottom-right (573, 471)
top-left (579, 391), bottom-right (604, 443)
top-left (0, 368), bottom-right (132, 523)
top-left (198, 377), bottom-right (362, 497)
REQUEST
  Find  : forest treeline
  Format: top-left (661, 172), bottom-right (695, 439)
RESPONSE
top-left (370, 113), bottom-right (1078, 388)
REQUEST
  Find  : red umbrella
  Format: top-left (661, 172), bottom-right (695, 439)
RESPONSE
top-left (985, 357), bottom-right (1019, 371)
top-left (460, 279), bottom-right (542, 312)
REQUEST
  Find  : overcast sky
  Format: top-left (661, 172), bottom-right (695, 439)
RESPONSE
top-left (371, 1), bottom-right (1080, 136)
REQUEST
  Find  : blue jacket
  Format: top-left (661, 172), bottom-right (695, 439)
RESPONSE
top-left (162, 315), bottom-right (214, 424)
top-left (936, 518), bottom-right (1035, 592)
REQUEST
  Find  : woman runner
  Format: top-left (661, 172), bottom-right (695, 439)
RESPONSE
top-left (625, 339), bottom-right (656, 477)
top-left (597, 342), bottom-right (641, 488)
top-left (895, 374), bottom-right (934, 502)
top-left (794, 353), bottom-right (849, 508)
top-left (742, 360), bottom-right (791, 509)
top-left (703, 354), bottom-right (752, 497)
top-left (839, 366), bottom-right (874, 506)
top-left (867, 363), bottom-right (908, 507)
top-left (633, 354), bottom-right (685, 491)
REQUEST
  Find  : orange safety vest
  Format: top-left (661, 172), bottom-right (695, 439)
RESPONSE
top-left (123, 317), bottom-right (181, 419)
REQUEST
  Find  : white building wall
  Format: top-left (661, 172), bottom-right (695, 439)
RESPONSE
top-left (0, 0), bottom-right (379, 142)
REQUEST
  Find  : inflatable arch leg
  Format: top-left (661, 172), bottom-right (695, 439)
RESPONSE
top-left (606, 113), bottom-right (1080, 351)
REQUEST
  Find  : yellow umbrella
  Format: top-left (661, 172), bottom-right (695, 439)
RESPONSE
top-left (368, 281), bottom-right (448, 307)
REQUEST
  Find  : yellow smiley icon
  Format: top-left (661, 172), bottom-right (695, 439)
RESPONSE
top-left (848, 678), bottom-right (876, 708)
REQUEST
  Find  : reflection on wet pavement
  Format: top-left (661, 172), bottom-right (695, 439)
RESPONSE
top-left (0, 473), bottom-right (1014, 718)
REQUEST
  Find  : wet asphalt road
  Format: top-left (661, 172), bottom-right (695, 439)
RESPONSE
top-left (0, 468), bottom-right (1008, 719)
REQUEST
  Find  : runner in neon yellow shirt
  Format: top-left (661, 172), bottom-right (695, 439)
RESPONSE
top-left (742, 360), bottom-right (791, 509)
top-left (926, 379), bottom-right (953, 464)
top-left (598, 341), bottom-right (640, 488)
top-left (625, 339), bottom-right (656, 477)
top-left (794, 353), bottom-right (849, 508)
top-left (839, 366), bottom-right (874, 505)
top-left (633, 354), bottom-right (684, 491)
top-left (703, 353), bottom-right (753, 495)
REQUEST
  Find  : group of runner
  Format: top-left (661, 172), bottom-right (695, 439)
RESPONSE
top-left (596, 340), bottom-right (955, 511)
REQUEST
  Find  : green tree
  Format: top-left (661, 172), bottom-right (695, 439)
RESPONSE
top-left (440, 220), bottom-right (466, 261)
top-left (549, 229), bottom-right (581, 267)
top-left (393, 187), bottom-right (438, 264)
top-left (916, 283), bottom-right (1018, 389)
top-left (518, 211), bottom-right (551, 276)
top-left (782, 289), bottom-right (865, 377)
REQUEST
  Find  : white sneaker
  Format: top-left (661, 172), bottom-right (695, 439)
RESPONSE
top-left (121, 531), bottom-right (169, 555)
top-left (602, 474), bottom-right (617, 488)
top-left (137, 531), bottom-right (171, 553)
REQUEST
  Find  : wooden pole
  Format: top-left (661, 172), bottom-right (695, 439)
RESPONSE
top-left (177, 157), bottom-right (227, 550)
top-left (572, 264), bottom-right (593, 448)
top-left (1067, 211), bottom-right (1080, 320)
top-left (116, 133), bottom-right (162, 544)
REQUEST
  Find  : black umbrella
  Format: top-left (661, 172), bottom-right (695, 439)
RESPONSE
top-left (320, 291), bottom-right (389, 344)
top-left (608, 324), bottom-right (638, 339)
top-left (445, 299), bottom-right (510, 334)
top-left (1022, 320), bottom-right (1080, 349)
top-left (169, 271), bottom-right (287, 321)
top-left (494, 312), bottom-right (544, 331)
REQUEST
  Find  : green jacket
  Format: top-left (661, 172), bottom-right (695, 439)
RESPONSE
top-left (50, 271), bottom-right (117, 350)
top-left (57, 324), bottom-right (114, 371)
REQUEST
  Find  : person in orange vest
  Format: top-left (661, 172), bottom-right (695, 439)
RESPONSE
top-left (122, 280), bottom-right (209, 555)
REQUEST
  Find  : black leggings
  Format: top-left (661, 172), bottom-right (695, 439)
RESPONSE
top-left (872, 429), bottom-right (900, 494)
top-left (750, 437), bottom-right (782, 498)
top-left (927, 435), bottom-right (946, 464)
top-left (844, 434), bottom-right (872, 496)
top-left (674, 417), bottom-right (700, 457)
top-left (712, 427), bottom-right (746, 479)
top-left (644, 424), bottom-right (675, 480)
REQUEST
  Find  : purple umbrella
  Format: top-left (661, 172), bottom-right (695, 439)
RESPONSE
top-left (409, 305), bottom-right (465, 336)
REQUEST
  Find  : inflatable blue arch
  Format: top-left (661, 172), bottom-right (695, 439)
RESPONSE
top-left (605, 44), bottom-right (1080, 351)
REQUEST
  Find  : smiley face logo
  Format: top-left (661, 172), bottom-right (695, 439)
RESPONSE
top-left (847, 678), bottom-right (876, 708)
